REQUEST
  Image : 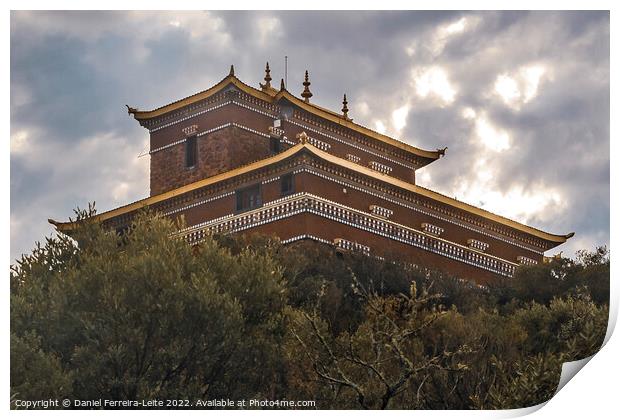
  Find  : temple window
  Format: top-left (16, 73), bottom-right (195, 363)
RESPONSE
top-left (270, 137), bottom-right (281, 154)
top-left (281, 173), bottom-right (294, 196)
top-left (185, 135), bottom-right (197, 168)
top-left (235, 183), bottom-right (262, 212)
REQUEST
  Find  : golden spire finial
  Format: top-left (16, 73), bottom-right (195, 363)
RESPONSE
top-left (296, 131), bottom-right (309, 144)
top-left (301, 70), bottom-right (313, 103)
top-left (229, 64), bottom-right (235, 76)
top-left (260, 62), bottom-right (274, 91)
top-left (341, 94), bottom-right (349, 119)
top-left (280, 78), bottom-right (285, 91)
top-left (264, 62), bottom-right (272, 87)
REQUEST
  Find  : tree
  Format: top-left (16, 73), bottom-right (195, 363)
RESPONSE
top-left (494, 246), bottom-right (610, 306)
top-left (10, 332), bottom-right (72, 404)
top-left (10, 207), bottom-right (610, 409)
top-left (285, 273), bottom-right (471, 409)
top-left (11, 209), bottom-right (287, 403)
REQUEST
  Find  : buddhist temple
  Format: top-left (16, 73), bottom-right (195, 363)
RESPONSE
top-left (50, 63), bottom-right (574, 284)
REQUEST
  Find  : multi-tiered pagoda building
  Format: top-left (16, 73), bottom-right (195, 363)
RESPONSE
top-left (50, 64), bottom-right (573, 284)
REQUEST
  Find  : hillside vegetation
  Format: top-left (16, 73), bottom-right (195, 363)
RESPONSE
top-left (10, 210), bottom-right (609, 409)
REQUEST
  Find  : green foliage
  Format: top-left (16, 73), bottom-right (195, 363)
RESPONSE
top-left (496, 246), bottom-right (610, 306)
top-left (11, 332), bottom-right (72, 403)
top-left (11, 210), bottom-right (287, 404)
top-left (10, 209), bottom-right (609, 409)
top-left (477, 353), bottom-right (563, 409)
top-left (513, 290), bottom-right (608, 358)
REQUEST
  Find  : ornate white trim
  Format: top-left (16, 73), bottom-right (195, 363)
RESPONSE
top-left (307, 136), bottom-right (331, 151)
top-left (467, 239), bottom-right (490, 252)
top-left (178, 192), bottom-right (518, 277)
top-left (422, 223), bottom-right (444, 237)
top-left (149, 100), bottom-right (233, 133)
top-left (281, 234), bottom-right (332, 246)
top-left (301, 167), bottom-right (545, 254)
top-left (144, 151), bottom-right (547, 255)
top-left (369, 205), bottom-right (393, 219)
top-left (162, 191), bottom-right (235, 217)
top-left (369, 161), bottom-right (393, 174)
top-left (146, 94), bottom-right (424, 177)
top-left (287, 119), bottom-right (419, 171)
top-left (150, 122), bottom-right (270, 155)
top-left (517, 255), bottom-right (538, 266)
top-left (261, 175), bottom-right (281, 185)
top-left (145, 96), bottom-right (428, 191)
top-left (149, 98), bottom-right (279, 133)
top-left (334, 238), bottom-right (371, 255)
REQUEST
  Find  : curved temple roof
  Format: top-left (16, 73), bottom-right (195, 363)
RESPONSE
top-left (127, 68), bottom-right (445, 162)
top-left (50, 141), bottom-right (574, 246)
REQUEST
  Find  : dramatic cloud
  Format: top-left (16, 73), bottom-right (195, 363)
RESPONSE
top-left (412, 66), bottom-right (458, 107)
top-left (462, 109), bottom-right (511, 152)
top-left (10, 11), bottom-right (609, 262)
top-left (494, 64), bottom-right (550, 109)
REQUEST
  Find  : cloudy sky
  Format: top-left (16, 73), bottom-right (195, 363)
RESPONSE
top-left (10, 10), bottom-right (609, 262)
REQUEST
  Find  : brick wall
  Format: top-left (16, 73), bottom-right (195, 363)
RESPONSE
top-left (150, 125), bottom-right (273, 196)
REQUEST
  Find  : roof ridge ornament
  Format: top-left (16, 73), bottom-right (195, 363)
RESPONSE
top-left (264, 62), bottom-right (272, 87)
top-left (260, 62), bottom-right (274, 91)
top-left (296, 131), bottom-right (309, 144)
top-left (229, 64), bottom-right (235, 76)
top-left (280, 78), bottom-right (286, 91)
top-left (341, 94), bottom-right (349, 120)
top-left (301, 70), bottom-right (313, 103)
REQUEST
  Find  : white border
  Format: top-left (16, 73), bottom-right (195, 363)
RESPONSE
top-left (4, 4), bottom-right (616, 420)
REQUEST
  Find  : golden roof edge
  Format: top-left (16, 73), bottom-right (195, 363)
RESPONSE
top-left (51, 143), bottom-right (572, 245)
top-left (127, 69), bottom-right (444, 161)
top-left (50, 143), bottom-right (307, 232)
top-left (307, 145), bottom-right (573, 244)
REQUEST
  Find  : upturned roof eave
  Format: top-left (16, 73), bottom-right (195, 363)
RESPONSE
top-left (127, 71), bottom-right (444, 163)
top-left (50, 142), bottom-right (572, 246)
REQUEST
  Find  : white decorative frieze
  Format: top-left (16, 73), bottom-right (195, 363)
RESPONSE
top-left (302, 166), bottom-right (546, 253)
top-left (517, 255), bottom-right (538, 266)
top-left (421, 223), bottom-right (444, 237)
top-left (182, 124), bottom-right (198, 136)
top-left (333, 238), bottom-right (371, 255)
top-left (269, 126), bottom-right (285, 137)
top-left (177, 193), bottom-right (518, 277)
top-left (369, 161), bottom-right (393, 174)
top-left (307, 136), bottom-right (331, 151)
top-left (467, 239), bottom-right (490, 252)
top-left (369, 205), bottom-right (393, 219)
top-left (346, 154), bottom-right (361, 163)
top-left (288, 119), bottom-right (419, 171)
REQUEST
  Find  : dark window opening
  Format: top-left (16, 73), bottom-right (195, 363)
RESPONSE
top-left (270, 137), bottom-right (281, 154)
top-left (235, 184), bottom-right (262, 212)
top-left (281, 173), bottom-right (294, 196)
top-left (185, 135), bottom-right (197, 168)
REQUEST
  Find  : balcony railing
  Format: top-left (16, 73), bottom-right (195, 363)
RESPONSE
top-left (177, 193), bottom-right (519, 277)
